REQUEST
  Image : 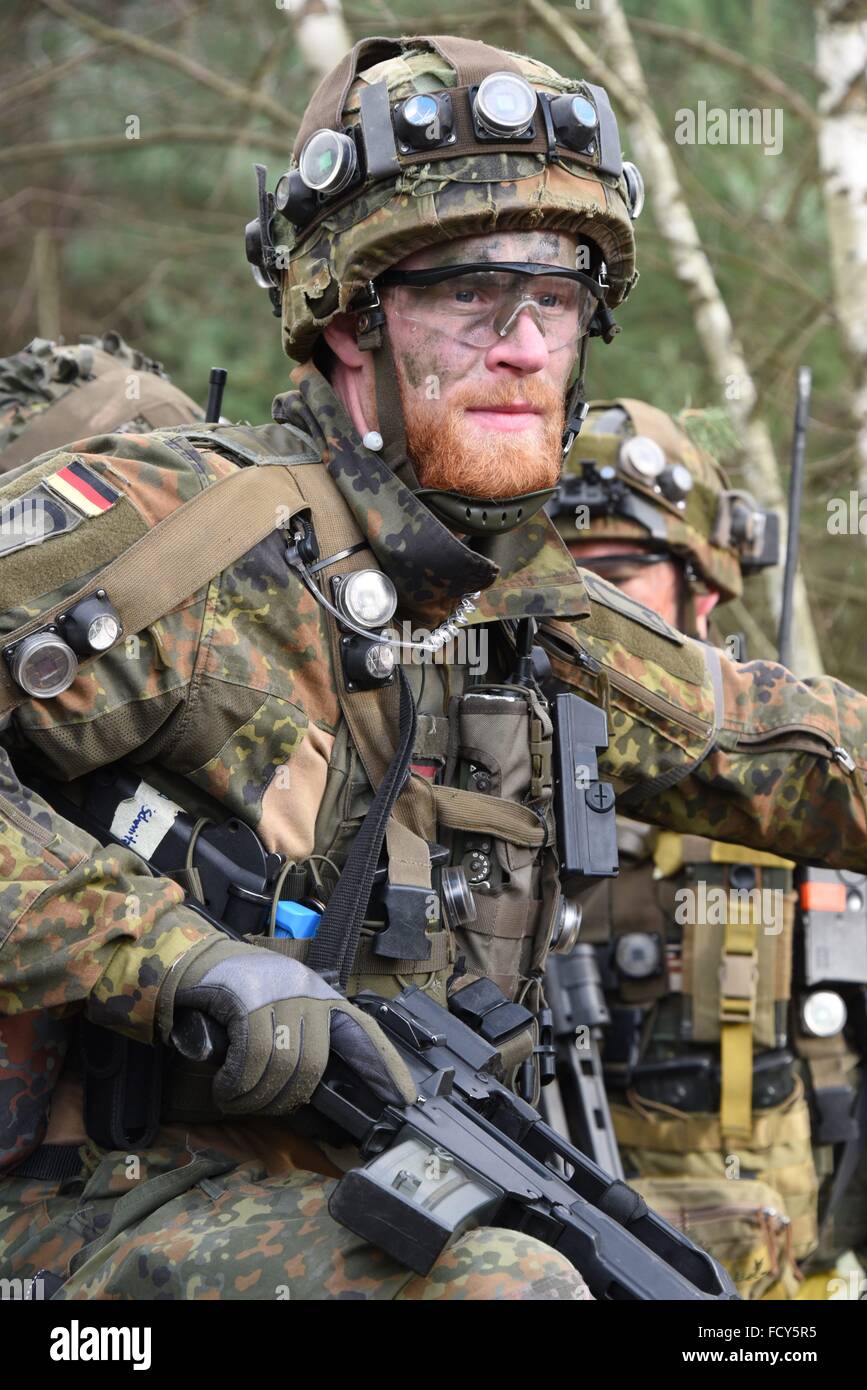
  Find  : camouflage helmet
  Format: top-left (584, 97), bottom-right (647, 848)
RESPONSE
top-left (0, 332), bottom-right (202, 477)
top-left (246, 35), bottom-right (641, 362)
top-left (549, 399), bottom-right (781, 603)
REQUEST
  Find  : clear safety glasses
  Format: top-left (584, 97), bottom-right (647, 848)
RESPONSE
top-left (376, 261), bottom-right (603, 351)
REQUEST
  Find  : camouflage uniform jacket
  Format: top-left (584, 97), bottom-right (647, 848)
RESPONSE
top-left (1, 360), bottom-right (866, 1170)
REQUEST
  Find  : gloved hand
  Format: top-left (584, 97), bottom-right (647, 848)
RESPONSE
top-left (156, 936), bottom-right (415, 1116)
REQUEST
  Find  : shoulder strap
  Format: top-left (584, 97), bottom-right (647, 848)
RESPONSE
top-left (172, 424), bottom-right (320, 466)
top-left (0, 459), bottom-right (309, 718)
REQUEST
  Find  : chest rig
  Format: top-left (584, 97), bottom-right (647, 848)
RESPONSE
top-left (228, 457), bottom-right (617, 1104)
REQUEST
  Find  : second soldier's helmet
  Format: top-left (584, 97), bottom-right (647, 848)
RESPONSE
top-left (548, 398), bottom-right (780, 604)
top-left (0, 332), bottom-right (202, 478)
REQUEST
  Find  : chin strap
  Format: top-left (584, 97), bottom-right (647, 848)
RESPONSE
top-left (353, 283), bottom-right (409, 470)
top-left (562, 334), bottom-right (590, 455)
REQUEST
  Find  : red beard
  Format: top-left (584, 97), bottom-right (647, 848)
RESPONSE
top-left (403, 377), bottom-right (564, 498)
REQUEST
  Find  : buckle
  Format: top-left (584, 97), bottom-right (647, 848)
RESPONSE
top-left (718, 951), bottom-right (758, 1023)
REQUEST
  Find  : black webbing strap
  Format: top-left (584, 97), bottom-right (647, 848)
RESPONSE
top-left (10, 1143), bottom-right (84, 1183)
top-left (819, 1071), bottom-right (867, 1240)
top-left (307, 667), bottom-right (417, 990)
top-left (80, 1021), bottom-right (163, 1150)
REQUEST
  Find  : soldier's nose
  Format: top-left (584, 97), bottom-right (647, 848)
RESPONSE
top-left (484, 309), bottom-right (550, 375)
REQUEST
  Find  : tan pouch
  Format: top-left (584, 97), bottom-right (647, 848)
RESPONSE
top-left (612, 1076), bottom-right (819, 1267)
top-left (630, 1174), bottom-right (802, 1299)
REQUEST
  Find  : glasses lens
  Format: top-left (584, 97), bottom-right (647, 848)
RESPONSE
top-left (575, 553), bottom-right (671, 583)
top-left (384, 270), bottom-right (597, 349)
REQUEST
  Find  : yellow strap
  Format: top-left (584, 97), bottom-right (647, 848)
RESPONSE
top-left (710, 841), bottom-right (795, 870)
top-left (0, 463), bottom-right (306, 717)
top-left (719, 894), bottom-right (759, 1142)
top-left (653, 830), bottom-right (685, 878)
top-left (654, 832), bottom-right (795, 878)
top-left (720, 1021), bottom-right (754, 1142)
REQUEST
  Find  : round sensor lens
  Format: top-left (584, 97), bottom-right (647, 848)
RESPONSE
top-left (11, 631), bottom-right (79, 699)
top-left (298, 129), bottom-right (357, 194)
top-left (802, 990), bottom-right (847, 1038)
top-left (87, 613), bottom-right (121, 652)
top-left (620, 436), bottom-right (666, 480)
top-left (338, 570), bottom-right (398, 629)
top-left (474, 72), bottom-right (537, 136)
top-left (662, 463), bottom-right (695, 502)
top-left (623, 160), bottom-right (645, 219)
top-left (614, 932), bottom-right (662, 980)
top-left (571, 95), bottom-right (598, 129)
top-left (403, 94), bottom-right (439, 128)
top-left (274, 173), bottom-right (292, 212)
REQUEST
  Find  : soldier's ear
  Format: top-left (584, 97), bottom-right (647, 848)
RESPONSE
top-left (323, 314), bottom-right (366, 369)
top-left (694, 589), bottom-right (721, 620)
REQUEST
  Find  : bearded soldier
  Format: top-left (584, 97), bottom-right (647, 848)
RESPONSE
top-left (1, 37), bottom-right (867, 1302)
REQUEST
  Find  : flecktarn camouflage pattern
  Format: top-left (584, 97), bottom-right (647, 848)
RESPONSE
top-left (0, 359), bottom-right (866, 1297)
top-left (1, 1141), bottom-right (590, 1300)
top-left (0, 331), bottom-right (202, 476)
top-left (551, 400), bottom-right (866, 1297)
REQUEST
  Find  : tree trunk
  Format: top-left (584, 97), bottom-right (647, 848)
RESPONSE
top-left (282, 0), bottom-right (353, 83)
top-left (815, 0), bottom-right (867, 495)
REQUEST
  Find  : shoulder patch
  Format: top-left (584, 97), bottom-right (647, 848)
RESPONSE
top-left (43, 459), bottom-right (121, 517)
top-left (0, 484), bottom-right (83, 558)
top-left (581, 569), bottom-right (685, 645)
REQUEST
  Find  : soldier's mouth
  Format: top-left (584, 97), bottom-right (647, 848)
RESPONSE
top-left (464, 404), bottom-right (544, 431)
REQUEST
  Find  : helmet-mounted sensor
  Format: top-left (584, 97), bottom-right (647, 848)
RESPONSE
top-left (722, 491), bottom-right (781, 572)
top-left (254, 75), bottom-right (636, 245)
top-left (393, 91), bottom-right (456, 152)
top-left (472, 72), bottom-right (538, 138)
top-left (298, 128), bottom-right (359, 194)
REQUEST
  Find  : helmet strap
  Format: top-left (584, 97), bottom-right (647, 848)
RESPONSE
top-left (353, 287), bottom-right (412, 470)
top-left (562, 336), bottom-right (590, 454)
top-left (371, 335), bottom-right (411, 472)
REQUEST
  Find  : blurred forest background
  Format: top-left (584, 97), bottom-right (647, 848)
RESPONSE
top-left (1, 0), bottom-right (866, 686)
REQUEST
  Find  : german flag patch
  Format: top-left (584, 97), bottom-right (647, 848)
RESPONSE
top-left (43, 459), bottom-right (121, 517)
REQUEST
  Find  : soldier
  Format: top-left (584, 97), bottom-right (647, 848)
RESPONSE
top-left (0, 36), bottom-right (866, 1302)
top-left (0, 331), bottom-right (202, 476)
top-left (549, 399), bottom-right (867, 1298)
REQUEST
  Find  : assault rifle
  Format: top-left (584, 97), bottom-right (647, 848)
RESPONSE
top-left (172, 985), bottom-right (737, 1300)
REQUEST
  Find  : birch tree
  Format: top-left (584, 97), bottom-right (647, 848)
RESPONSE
top-left (815, 0), bottom-right (867, 495)
top-left (281, 0), bottom-right (353, 83)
